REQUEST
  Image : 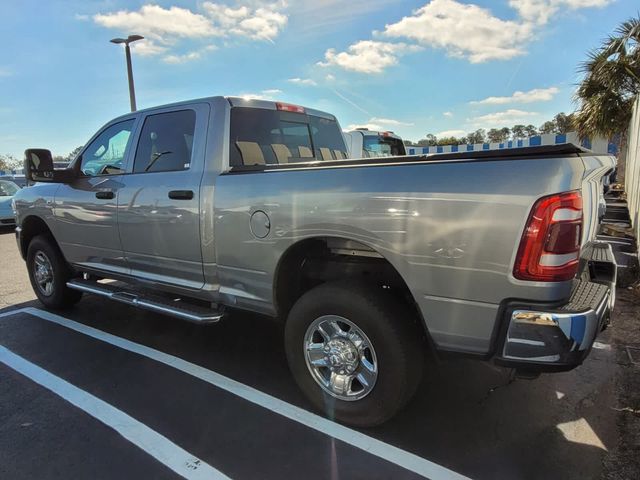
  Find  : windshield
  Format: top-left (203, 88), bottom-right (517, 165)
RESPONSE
top-left (0, 180), bottom-right (19, 196)
top-left (362, 135), bottom-right (406, 157)
top-left (230, 107), bottom-right (348, 166)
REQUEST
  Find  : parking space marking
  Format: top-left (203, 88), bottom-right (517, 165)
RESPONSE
top-left (0, 344), bottom-right (229, 480)
top-left (0, 307), bottom-right (469, 480)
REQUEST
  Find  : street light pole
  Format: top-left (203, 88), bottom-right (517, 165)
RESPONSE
top-left (110, 35), bottom-right (144, 112)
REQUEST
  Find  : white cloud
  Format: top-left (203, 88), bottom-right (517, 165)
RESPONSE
top-left (74, 14), bottom-right (89, 21)
top-left (287, 77), bottom-right (317, 86)
top-left (0, 67), bottom-right (13, 77)
top-left (163, 51), bottom-right (203, 64)
top-left (346, 117), bottom-right (415, 131)
top-left (509, 0), bottom-right (612, 25)
top-left (325, 74), bottom-right (336, 81)
top-left (93, 2), bottom-right (288, 62)
top-left (318, 40), bottom-right (420, 74)
top-left (436, 129), bottom-right (467, 138)
top-left (94, 5), bottom-right (219, 40)
top-left (131, 41), bottom-right (169, 57)
top-left (471, 109), bottom-right (539, 127)
top-left (443, 111), bottom-right (453, 117)
top-left (382, 0), bottom-right (533, 63)
top-left (320, 0), bottom-right (613, 71)
top-left (202, 3), bottom-right (287, 42)
top-left (471, 86), bottom-right (559, 105)
top-left (262, 88), bottom-right (283, 95)
top-left (370, 117), bottom-right (415, 127)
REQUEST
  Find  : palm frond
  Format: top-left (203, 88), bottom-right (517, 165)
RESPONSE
top-left (574, 15), bottom-right (640, 138)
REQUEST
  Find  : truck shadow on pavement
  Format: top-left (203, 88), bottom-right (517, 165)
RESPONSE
top-left (0, 292), bottom-right (618, 480)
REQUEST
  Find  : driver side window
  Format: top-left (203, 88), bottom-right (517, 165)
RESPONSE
top-left (81, 119), bottom-right (135, 176)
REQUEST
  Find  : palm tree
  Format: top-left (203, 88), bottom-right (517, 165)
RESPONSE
top-left (575, 16), bottom-right (640, 140)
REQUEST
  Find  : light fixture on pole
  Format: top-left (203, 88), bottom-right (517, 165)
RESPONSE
top-left (110, 35), bottom-right (144, 112)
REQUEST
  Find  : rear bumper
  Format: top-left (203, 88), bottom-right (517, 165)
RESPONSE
top-left (495, 240), bottom-right (617, 372)
top-left (495, 280), bottom-right (611, 372)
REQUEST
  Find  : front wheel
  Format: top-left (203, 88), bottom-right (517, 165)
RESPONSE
top-left (26, 235), bottom-right (82, 309)
top-left (284, 281), bottom-right (424, 427)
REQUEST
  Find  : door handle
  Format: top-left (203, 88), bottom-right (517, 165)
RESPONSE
top-left (168, 190), bottom-right (194, 200)
top-left (95, 190), bottom-right (115, 200)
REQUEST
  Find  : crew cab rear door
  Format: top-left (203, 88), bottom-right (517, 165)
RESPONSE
top-left (117, 103), bottom-right (209, 289)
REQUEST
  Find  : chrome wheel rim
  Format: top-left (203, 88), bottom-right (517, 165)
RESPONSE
top-left (33, 251), bottom-right (54, 296)
top-left (303, 315), bottom-right (378, 401)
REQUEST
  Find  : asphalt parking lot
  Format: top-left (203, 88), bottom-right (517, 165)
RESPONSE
top-left (0, 225), bottom-right (638, 480)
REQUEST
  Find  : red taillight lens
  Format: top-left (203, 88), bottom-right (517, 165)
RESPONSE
top-left (513, 191), bottom-right (583, 282)
top-left (276, 102), bottom-right (305, 114)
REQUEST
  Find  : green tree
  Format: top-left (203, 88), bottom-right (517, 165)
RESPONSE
top-left (511, 124), bottom-right (526, 139)
top-left (487, 128), bottom-right (510, 143)
top-left (466, 129), bottom-right (486, 144)
top-left (487, 128), bottom-right (501, 143)
top-left (524, 124), bottom-right (538, 137)
top-left (539, 120), bottom-right (557, 134)
top-left (417, 134), bottom-right (438, 146)
top-left (0, 154), bottom-right (21, 171)
top-left (436, 136), bottom-right (463, 146)
top-left (554, 112), bottom-right (574, 134)
top-left (574, 16), bottom-right (639, 140)
top-left (65, 146), bottom-right (83, 162)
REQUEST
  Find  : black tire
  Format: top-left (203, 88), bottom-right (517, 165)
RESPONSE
top-left (284, 281), bottom-right (424, 427)
top-left (26, 235), bottom-right (82, 309)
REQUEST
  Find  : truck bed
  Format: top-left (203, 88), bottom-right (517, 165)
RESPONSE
top-left (228, 143), bottom-right (592, 172)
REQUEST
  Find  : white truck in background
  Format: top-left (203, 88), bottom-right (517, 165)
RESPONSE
top-left (344, 129), bottom-right (406, 158)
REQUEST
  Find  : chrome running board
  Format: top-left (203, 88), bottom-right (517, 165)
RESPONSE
top-left (67, 279), bottom-right (223, 324)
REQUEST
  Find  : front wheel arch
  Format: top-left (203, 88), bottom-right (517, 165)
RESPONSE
top-left (19, 215), bottom-right (57, 259)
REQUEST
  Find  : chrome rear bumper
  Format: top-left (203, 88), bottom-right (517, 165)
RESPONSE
top-left (497, 280), bottom-right (611, 371)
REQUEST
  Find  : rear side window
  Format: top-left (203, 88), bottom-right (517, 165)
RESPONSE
top-left (230, 108), bottom-right (348, 166)
top-left (133, 110), bottom-right (196, 173)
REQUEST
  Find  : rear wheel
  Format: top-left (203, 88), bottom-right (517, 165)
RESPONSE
top-left (284, 281), bottom-right (424, 427)
top-left (27, 235), bottom-right (82, 309)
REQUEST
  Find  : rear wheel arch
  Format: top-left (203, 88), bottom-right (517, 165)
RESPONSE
top-left (273, 236), bottom-right (432, 344)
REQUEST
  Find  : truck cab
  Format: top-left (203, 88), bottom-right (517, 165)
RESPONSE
top-left (344, 129), bottom-right (406, 158)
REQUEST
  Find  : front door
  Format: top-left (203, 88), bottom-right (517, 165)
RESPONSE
top-left (53, 119), bottom-right (135, 274)
top-left (117, 105), bottom-right (207, 289)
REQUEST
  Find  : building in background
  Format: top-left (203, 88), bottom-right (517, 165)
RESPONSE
top-left (406, 132), bottom-right (616, 156)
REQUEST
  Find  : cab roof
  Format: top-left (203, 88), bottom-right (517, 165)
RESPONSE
top-left (110, 96), bottom-right (337, 122)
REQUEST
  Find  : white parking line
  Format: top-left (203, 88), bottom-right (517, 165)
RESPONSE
top-left (0, 307), bottom-right (470, 480)
top-left (0, 345), bottom-right (228, 480)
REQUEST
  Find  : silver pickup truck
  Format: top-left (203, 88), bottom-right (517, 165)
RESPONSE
top-left (13, 96), bottom-right (617, 426)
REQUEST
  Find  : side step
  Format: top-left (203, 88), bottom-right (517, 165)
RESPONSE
top-left (67, 279), bottom-right (223, 324)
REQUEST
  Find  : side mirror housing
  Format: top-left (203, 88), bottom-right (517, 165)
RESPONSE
top-left (24, 149), bottom-right (76, 183)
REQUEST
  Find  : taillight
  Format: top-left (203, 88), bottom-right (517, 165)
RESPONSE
top-left (513, 191), bottom-right (583, 282)
top-left (276, 102), bottom-right (305, 114)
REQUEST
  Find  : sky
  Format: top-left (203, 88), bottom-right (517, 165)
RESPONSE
top-left (0, 0), bottom-right (635, 157)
